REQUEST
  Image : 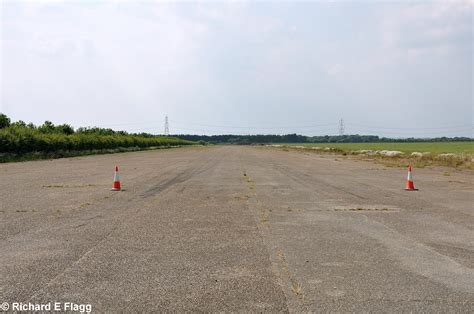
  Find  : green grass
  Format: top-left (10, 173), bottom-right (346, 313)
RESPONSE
top-left (289, 142), bottom-right (473, 154)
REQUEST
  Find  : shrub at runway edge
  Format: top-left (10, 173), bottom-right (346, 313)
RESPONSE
top-left (0, 114), bottom-right (195, 161)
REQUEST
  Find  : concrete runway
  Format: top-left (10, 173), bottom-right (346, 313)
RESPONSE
top-left (1, 146), bottom-right (473, 312)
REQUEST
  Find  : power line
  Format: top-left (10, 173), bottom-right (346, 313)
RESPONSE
top-left (82, 118), bottom-right (472, 137)
top-left (89, 119), bottom-right (338, 129)
top-left (108, 123), bottom-right (473, 137)
top-left (125, 126), bottom-right (471, 135)
top-left (346, 123), bottom-right (473, 130)
top-left (169, 120), bottom-right (338, 130)
top-left (88, 119), bottom-right (472, 132)
top-left (345, 128), bottom-right (472, 136)
top-left (126, 125), bottom-right (338, 135)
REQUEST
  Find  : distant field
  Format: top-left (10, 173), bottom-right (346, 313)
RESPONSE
top-left (288, 142), bottom-right (473, 154)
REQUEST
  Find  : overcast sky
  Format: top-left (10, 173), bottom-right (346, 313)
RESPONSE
top-left (1, 0), bottom-right (472, 137)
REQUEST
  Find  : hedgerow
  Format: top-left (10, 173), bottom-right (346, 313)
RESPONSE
top-left (0, 115), bottom-right (195, 154)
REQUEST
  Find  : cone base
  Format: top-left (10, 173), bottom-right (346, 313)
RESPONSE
top-left (405, 188), bottom-right (419, 191)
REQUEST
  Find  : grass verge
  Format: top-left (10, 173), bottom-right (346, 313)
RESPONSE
top-left (271, 142), bottom-right (473, 170)
top-left (0, 145), bottom-right (190, 163)
top-left (286, 141), bottom-right (474, 154)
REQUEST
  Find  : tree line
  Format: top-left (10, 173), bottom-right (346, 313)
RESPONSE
top-left (175, 133), bottom-right (472, 144)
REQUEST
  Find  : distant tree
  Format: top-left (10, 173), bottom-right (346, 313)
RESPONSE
top-left (55, 124), bottom-right (74, 135)
top-left (39, 121), bottom-right (55, 133)
top-left (77, 127), bottom-right (116, 136)
top-left (11, 120), bottom-right (27, 128)
top-left (0, 113), bottom-right (11, 129)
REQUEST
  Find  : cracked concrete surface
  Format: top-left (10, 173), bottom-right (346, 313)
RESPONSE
top-left (1, 146), bottom-right (473, 312)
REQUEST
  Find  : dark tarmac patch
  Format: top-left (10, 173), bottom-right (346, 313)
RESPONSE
top-left (42, 184), bottom-right (96, 188)
top-left (334, 205), bottom-right (400, 212)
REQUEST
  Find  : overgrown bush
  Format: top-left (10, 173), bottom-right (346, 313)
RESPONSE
top-left (0, 115), bottom-right (194, 155)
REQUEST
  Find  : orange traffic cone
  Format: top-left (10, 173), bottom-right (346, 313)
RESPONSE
top-left (405, 165), bottom-right (418, 191)
top-left (111, 166), bottom-right (121, 191)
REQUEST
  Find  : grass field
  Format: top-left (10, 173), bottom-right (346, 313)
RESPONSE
top-left (290, 142), bottom-right (473, 154)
